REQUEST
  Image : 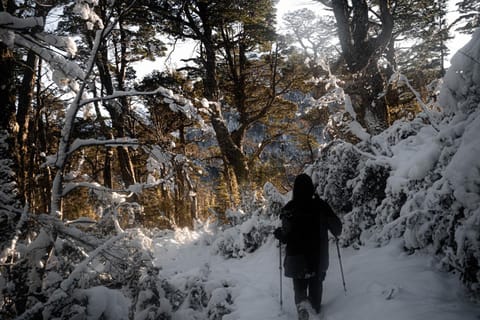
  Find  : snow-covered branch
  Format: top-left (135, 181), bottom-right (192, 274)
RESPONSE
top-left (0, 11), bottom-right (44, 31)
top-left (15, 33), bottom-right (84, 79)
top-left (81, 87), bottom-right (205, 124)
top-left (62, 182), bottom-right (125, 198)
top-left (68, 137), bottom-right (139, 155)
top-left (0, 12), bottom-right (81, 83)
top-left (389, 72), bottom-right (440, 131)
top-left (38, 214), bottom-right (102, 250)
top-left (79, 89), bottom-right (166, 106)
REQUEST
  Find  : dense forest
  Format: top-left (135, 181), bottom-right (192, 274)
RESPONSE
top-left (0, 0), bottom-right (479, 319)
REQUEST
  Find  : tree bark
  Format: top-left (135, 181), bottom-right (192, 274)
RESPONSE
top-left (0, 45), bottom-right (16, 131)
top-left (331, 0), bottom-right (394, 133)
top-left (16, 51), bottom-right (38, 205)
top-left (96, 43), bottom-right (137, 187)
top-left (196, 3), bottom-right (250, 186)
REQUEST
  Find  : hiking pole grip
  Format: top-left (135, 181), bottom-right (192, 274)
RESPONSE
top-left (335, 238), bottom-right (347, 294)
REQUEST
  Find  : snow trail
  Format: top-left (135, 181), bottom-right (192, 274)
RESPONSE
top-left (152, 228), bottom-right (479, 320)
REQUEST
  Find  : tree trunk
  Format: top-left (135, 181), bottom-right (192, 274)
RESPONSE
top-left (0, 43), bottom-right (18, 158)
top-left (96, 45), bottom-right (137, 188)
top-left (210, 113), bottom-right (250, 185)
top-left (331, 0), bottom-right (394, 133)
top-left (16, 51), bottom-right (38, 205)
top-left (196, 3), bottom-right (250, 187)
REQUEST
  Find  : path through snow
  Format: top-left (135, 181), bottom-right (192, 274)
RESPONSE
top-left (152, 228), bottom-right (479, 320)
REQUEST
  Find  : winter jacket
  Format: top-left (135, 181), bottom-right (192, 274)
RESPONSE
top-left (277, 195), bottom-right (342, 279)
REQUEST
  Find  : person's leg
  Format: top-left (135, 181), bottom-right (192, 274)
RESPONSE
top-left (293, 278), bottom-right (308, 306)
top-left (293, 278), bottom-right (309, 319)
top-left (308, 272), bottom-right (325, 313)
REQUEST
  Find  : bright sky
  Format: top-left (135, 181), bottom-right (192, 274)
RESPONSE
top-left (276, 0), bottom-right (325, 24)
top-left (135, 0), bottom-right (471, 77)
top-left (275, 0), bottom-right (470, 64)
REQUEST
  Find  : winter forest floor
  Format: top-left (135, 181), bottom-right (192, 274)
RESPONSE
top-left (152, 227), bottom-right (480, 320)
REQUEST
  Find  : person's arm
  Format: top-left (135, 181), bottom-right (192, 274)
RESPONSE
top-left (323, 201), bottom-right (342, 238)
top-left (274, 207), bottom-right (293, 243)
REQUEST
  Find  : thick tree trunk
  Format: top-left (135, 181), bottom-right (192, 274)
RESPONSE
top-left (96, 46), bottom-right (137, 187)
top-left (210, 112), bottom-right (250, 185)
top-left (16, 51), bottom-right (38, 205)
top-left (197, 3), bottom-right (250, 186)
top-left (331, 0), bottom-right (393, 134)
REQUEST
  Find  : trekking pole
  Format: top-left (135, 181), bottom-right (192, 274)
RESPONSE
top-left (335, 238), bottom-right (347, 294)
top-left (279, 242), bottom-right (283, 309)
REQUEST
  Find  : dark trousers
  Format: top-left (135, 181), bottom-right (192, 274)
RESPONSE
top-left (292, 272), bottom-right (325, 313)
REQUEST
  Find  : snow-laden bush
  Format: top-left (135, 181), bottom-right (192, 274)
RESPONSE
top-left (0, 213), bottom-right (176, 320)
top-left (311, 109), bottom-right (480, 295)
top-left (211, 183), bottom-right (285, 259)
top-left (161, 263), bottom-right (234, 320)
top-left (309, 140), bottom-right (361, 215)
top-left (212, 211), bottom-right (276, 259)
top-left (344, 159), bottom-right (390, 245)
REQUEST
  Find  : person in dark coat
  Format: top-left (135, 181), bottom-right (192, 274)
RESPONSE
top-left (274, 173), bottom-right (342, 319)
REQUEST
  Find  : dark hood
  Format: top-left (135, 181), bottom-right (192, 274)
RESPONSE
top-left (292, 173), bottom-right (314, 202)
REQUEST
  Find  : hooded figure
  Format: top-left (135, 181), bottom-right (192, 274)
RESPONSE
top-left (274, 174), bottom-right (342, 319)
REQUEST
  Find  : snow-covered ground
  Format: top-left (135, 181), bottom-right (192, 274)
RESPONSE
top-left (152, 227), bottom-right (480, 320)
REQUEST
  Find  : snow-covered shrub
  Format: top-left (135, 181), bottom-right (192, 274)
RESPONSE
top-left (161, 279), bottom-right (186, 312)
top-left (212, 210), bottom-right (275, 259)
top-left (161, 263), bottom-right (234, 319)
top-left (310, 140), bottom-right (361, 216)
top-left (343, 160), bottom-right (390, 245)
top-left (210, 183), bottom-right (286, 259)
top-left (206, 286), bottom-right (233, 320)
top-left (262, 182), bottom-right (288, 217)
top-left (0, 131), bottom-right (22, 289)
top-left (131, 265), bottom-right (171, 320)
top-left (1, 212), bottom-right (176, 320)
top-left (74, 286), bottom-right (131, 320)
